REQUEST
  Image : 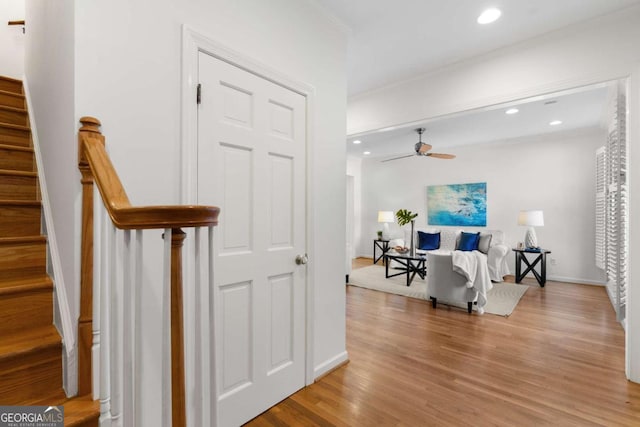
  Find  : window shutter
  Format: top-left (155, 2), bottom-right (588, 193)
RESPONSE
top-left (595, 147), bottom-right (606, 270)
top-left (603, 84), bottom-right (628, 323)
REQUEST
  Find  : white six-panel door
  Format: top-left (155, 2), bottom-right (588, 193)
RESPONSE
top-left (197, 52), bottom-right (307, 426)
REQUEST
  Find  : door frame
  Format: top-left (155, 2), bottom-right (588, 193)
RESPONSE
top-left (181, 24), bottom-right (316, 422)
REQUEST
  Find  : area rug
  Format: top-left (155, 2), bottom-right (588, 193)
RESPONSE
top-left (347, 265), bottom-right (528, 316)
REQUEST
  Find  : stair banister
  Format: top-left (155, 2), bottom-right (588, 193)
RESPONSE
top-left (77, 116), bottom-right (219, 426)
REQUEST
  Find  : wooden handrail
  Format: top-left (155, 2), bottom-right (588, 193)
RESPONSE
top-left (8, 20), bottom-right (25, 34)
top-left (78, 117), bottom-right (219, 229)
top-left (77, 116), bottom-right (219, 426)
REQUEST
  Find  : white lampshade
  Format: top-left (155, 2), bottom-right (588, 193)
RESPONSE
top-left (377, 211), bottom-right (395, 223)
top-left (518, 210), bottom-right (544, 248)
top-left (518, 210), bottom-right (544, 227)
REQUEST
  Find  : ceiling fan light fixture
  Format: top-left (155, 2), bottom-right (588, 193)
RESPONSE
top-left (477, 8), bottom-right (502, 24)
top-left (381, 128), bottom-right (455, 162)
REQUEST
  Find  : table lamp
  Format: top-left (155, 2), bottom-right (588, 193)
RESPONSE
top-left (377, 211), bottom-right (395, 240)
top-left (518, 210), bottom-right (544, 248)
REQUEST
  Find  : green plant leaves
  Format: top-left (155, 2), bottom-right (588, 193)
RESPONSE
top-left (396, 209), bottom-right (418, 226)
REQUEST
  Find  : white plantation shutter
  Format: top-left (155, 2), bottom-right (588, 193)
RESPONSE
top-left (595, 147), bottom-right (606, 270)
top-left (599, 84), bottom-right (628, 323)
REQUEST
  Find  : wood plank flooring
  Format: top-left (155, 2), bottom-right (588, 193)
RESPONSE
top-left (246, 258), bottom-right (640, 426)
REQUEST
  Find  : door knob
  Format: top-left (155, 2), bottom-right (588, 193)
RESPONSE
top-left (295, 254), bottom-right (308, 265)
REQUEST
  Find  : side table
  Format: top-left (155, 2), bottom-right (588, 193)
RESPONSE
top-left (513, 248), bottom-right (551, 287)
top-left (384, 253), bottom-right (427, 287)
top-left (373, 239), bottom-right (391, 265)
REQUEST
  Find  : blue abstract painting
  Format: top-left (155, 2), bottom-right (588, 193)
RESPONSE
top-left (427, 183), bottom-right (487, 226)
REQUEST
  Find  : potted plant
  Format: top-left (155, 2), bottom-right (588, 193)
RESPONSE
top-left (396, 209), bottom-right (418, 256)
top-left (377, 230), bottom-right (383, 240)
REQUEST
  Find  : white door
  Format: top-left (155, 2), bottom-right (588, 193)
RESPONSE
top-left (197, 52), bottom-right (307, 426)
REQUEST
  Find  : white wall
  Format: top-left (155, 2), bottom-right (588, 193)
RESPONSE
top-left (24, 0), bottom-right (78, 349)
top-left (0, 0), bottom-right (25, 78)
top-left (346, 156), bottom-right (362, 257)
top-left (358, 128), bottom-right (607, 285)
top-left (72, 0), bottom-right (347, 423)
top-left (347, 4), bottom-right (640, 383)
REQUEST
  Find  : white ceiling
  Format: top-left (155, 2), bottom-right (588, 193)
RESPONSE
top-left (346, 84), bottom-right (611, 160)
top-left (312, 0), bottom-right (635, 159)
top-left (315, 0), bottom-right (640, 96)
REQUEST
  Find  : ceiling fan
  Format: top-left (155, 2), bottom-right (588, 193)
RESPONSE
top-left (381, 128), bottom-right (456, 162)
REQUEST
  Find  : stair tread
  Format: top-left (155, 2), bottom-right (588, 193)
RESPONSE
top-left (23, 393), bottom-right (100, 425)
top-left (0, 275), bottom-right (53, 295)
top-left (63, 395), bottom-right (100, 425)
top-left (0, 199), bottom-right (41, 206)
top-left (0, 78), bottom-right (23, 95)
top-left (0, 105), bottom-right (27, 114)
top-left (0, 235), bottom-right (47, 245)
top-left (0, 122), bottom-right (29, 131)
top-left (0, 168), bottom-right (37, 177)
top-left (0, 75), bottom-right (22, 84)
top-left (0, 325), bottom-right (61, 361)
top-left (0, 143), bottom-right (33, 152)
top-left (0, 89), bottom-right (24, 99)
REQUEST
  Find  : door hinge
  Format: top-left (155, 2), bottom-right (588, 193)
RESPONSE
top-left (196, 83), bottom-right (202, 105)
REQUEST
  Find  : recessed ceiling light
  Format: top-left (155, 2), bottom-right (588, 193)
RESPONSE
top-left (549, 120), bottom-right (563, 126)
top-left (363, 151), bottom-right (371, 155)
top-left (353, 140), bottom-right (362, 144)
top-left (505, 108), bottom-right (519, 115)
top-left (477, 8), bottom-right (502, 24)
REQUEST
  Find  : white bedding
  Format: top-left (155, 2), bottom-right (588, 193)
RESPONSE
top-left (451, 251), bottom-right (493, 314)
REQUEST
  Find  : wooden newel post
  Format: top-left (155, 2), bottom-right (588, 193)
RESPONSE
top-left (77, 116), bottom-right (104, 395)
top-left (169, 228), bottom-right (187, 427)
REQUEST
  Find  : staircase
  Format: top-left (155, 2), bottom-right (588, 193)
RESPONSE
top-left (0, 75), bottom-right (99, 426)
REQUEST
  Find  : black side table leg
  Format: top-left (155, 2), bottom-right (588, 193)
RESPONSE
top-left (540, 252), bottom-right (547, 287)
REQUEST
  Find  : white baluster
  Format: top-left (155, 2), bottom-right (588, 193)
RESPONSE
top-left (134, 230), bottom-right (143, 427)
top-left (162, 228), bottom-right (173, 427)
top-left (208, 225), bottom-right (218, 427)
top-left (122, 230), bottom-right (133, 426)
top-left (192, 227), bottom-right (202, 427)
top-left (92, 196), bottom-right (102, 400)
top-left (110, 226), bottom-right (122, 427)
top-left (99, 212), bottom-right (112, 427)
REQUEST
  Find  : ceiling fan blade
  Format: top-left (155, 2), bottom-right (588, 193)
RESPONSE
top-left (381, 154), bottom-right (415, 162)
top-left (418, 143), bottom-right (433, 154)
top-left (426, 153), bottom-right (456, 159)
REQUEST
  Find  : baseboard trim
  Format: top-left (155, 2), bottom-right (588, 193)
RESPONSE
top-left (505, 273), bottom-right (605, 286)
top-left (313, 351), bottom-right (349, 380)
top-left (547, 275), bottom-right (606, 286)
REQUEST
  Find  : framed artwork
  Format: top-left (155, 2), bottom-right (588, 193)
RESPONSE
top-left (427, 182), bottom-right (487, 226)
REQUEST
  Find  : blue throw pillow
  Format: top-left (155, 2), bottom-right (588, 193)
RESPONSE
top-left (417, 231), bottom-right (440, 250)
top-left (457, 231), bottom-right (480, 251)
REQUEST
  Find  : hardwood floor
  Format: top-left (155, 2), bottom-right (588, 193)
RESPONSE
top-left (246, 258), bottom-right (640, 426)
